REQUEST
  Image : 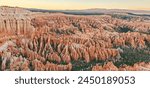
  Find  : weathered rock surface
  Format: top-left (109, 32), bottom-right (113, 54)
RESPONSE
top-left (0, 6), bottom-right (150, 71)
top-left (92, 62), bottom-right (150, 71)
top-left (0, 6), bottom-right (34, 35)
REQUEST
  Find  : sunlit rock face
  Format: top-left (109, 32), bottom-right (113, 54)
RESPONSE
top-left (0, 6), bottom-right (35, 35)
top-left (92, 62), bottom-right (150, 71)
top-left (0, 6), bottom-right (150, 71)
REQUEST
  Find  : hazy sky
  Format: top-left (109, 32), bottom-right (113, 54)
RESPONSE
top-left (0, 0), bottom-right (150, 10)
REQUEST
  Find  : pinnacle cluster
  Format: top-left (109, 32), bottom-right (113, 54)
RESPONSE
top-left (0, 6), bottom-right (150, 71)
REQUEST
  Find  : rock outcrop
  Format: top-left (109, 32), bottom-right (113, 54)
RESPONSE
top-left (0, 6), bottom-right (34, 35)
top-left (0, 6), bottom-right (150, 71)
top-left (92, 62), bottom-right (150, 71)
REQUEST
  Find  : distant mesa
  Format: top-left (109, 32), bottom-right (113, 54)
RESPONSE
top-left (0, 6), bottom-right (31, 14)
top-left (0, 6), bottom-right (150, 15)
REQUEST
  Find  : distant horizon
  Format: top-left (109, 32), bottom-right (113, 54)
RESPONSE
top-left (1, 5), bottom-right (150, 12)
top-left (0, 0), bottom-right (150, 11)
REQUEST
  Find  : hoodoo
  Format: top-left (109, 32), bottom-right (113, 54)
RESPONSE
top-left (0, 6), bottom-right (150, 71)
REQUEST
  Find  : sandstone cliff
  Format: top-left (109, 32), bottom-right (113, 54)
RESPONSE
top-left (0, 6), bottom-right (34, 35)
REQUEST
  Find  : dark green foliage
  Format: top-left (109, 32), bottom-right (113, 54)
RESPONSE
top-left (111, 14), bottom-right (135, 20)
top-left (118, 27), bottom-right (134, 33)
top-left (114, 48), bottom-right (150, 67)
top-left (71, 59), bottom-right (104, 71)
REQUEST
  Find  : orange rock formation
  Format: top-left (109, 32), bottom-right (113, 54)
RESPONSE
top-left (0, 6), bottom-right (150, 71)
